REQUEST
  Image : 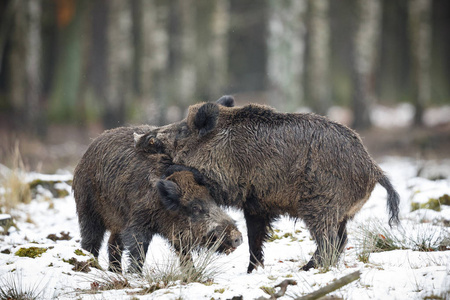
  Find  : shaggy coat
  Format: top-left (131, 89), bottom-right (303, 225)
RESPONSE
top-left (135, 97), bottom-right (400, 273)
top-left (72, 126), bottom-right (242, 272)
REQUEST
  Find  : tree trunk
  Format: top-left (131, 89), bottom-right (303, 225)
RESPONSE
top-left (409, 0), bottom-right (431, 127)
top-left (8, 0), bottom-right (44, 135)
top-left (49, 0), bottom-right (87, 123)
top-left (25, 0), bottom-right (44, 135)
top-left (9, 0), bottom-right (27, 128)
top-left (196, 0), bottom-right (230, 101)
top-left (351, 0), bottom-right (382, 130)
top-left (172, 0), bottom-right (197, 115)
top-left (137, 0), bottom-right (170, 125)
top-left (208, 0), bottom-right (229, 99)
top-left (307, 0), bottom-right (330, 116)
top-left (267, 0), bottom-right (307, 112)
top-left (103, 0), bottom-right (133, 129)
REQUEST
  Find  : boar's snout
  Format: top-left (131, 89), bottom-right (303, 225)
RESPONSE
top-left (230, 229), bottom-right (243, 249)
top-left (208, 226), bottom-right (243, 255)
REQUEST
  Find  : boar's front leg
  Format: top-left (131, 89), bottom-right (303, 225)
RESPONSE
top-left (122, 227), bottom-right (152, 273)
top-left (108, 232), bottom-right (124, 272)
top-left (244, 208), bottom-right (274, 273)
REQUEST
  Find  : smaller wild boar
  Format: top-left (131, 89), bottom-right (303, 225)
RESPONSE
top-left (72, 126), bottom-right (242, 272)
top-left (135, 96), bottom-right (400, 273)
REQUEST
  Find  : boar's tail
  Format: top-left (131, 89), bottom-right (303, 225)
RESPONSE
top-left (378, 175), bottom-right (400, 227)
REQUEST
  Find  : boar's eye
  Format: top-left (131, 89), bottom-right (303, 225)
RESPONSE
top-left (191, 205), bottom-right (202, 215)
top-left (190, 202), bottom-right (207, 216)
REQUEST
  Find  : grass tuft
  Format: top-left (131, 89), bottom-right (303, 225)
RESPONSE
top-left (0, 143), bottom-right (31, 214)
top-left (354, 218), bottom-right (450, 263)
top-left (0, 271), bottom-right (47, 300)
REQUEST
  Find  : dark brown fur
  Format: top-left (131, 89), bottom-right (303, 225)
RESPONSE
top-left (135, 97), bottom-right (400, 273)
top-left (72, 126), bottom-right (242, 273)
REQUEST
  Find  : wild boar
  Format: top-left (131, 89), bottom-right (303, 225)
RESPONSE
top-left (134, 97), bottom-right (400, 273)
top-left (72, 126), bottom-right (242, 272)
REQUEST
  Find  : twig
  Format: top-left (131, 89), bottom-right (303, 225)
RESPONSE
top-left (256, 279), bottom-right (297, 300)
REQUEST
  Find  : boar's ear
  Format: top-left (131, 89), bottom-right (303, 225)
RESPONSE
top-left (193, 103), bottom-right (220, 137)
top-left (216, 95), bottom-right (235, 107)
top-left (157, 180), bottom-right (181, 211)
top-left (133, 132), bottom-right (145, 147)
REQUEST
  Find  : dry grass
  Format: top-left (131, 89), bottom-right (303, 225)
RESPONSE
top-left (354, 218), bottom-right (450, 264)
top-left (0, 143), bottom-right (31, 214)
top-left (81, 232), bottom-right (228, 296)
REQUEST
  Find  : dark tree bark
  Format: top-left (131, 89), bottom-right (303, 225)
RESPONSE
top-left (103, 0), bottom-right (133, 129)
top-left (8, 0), bottom-right (44, 135)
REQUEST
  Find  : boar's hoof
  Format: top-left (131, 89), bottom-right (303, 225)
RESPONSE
top-left (247, 261), bottom-right (264, 274)
top-left (301, 260), bottom-right (316, 271)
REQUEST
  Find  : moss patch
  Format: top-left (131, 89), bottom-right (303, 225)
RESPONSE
top-left (15, 247), bottom-right (48, 258)
top-left (411, 194), bottom-right (450, 212)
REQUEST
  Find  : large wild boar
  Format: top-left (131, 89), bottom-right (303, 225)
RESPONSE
top-left (72, 126), bottom-right (242, 272)
top-left (134, 97), bottom-right (400, 273)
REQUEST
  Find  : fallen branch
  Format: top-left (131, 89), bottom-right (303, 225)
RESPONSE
top-left (254, 270), bottom-right (361, 300)
top-left (298, 270), bottom-right (361, 300)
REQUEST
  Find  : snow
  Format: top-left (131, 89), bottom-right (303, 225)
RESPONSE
top-left (1, 157), bottom-right (449, 299)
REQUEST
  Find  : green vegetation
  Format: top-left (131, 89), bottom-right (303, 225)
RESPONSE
top-left (74, 249), bottom-right (87, 256)
top-left (14, 247), bottom-right (48, 259)
top-left (411, 194), bottom-right (450, 212)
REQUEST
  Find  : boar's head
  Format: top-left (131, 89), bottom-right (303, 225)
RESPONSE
top-left (134, 96), bottom-right (235, 161)
top-left (157, 165), bottom-right (242, 254)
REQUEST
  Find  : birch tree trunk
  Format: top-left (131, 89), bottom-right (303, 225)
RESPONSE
top-left (351, 0), bottom-right (382, 130)
top-left (103, 0), bottom-right (133, 128)
top-left (307, 0), bottom-right (330, 116)
top-left (409, 0), bottom-right (431, 127)
top-left (267, 0), bottom-right (307, 112)
top-left (138, 0), bottom-right (170, 125)
top-left (196, 0), bottom-right (229, 101)
top-left (209, 0), bottom-right (229, 99)
top-left (166, 0), bottom-right (197, 117)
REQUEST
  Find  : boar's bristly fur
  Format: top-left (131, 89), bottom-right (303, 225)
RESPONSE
top-left (135, 98), bottom-right (400, 273)
top-left (72, 125), bottom-right (242, 273)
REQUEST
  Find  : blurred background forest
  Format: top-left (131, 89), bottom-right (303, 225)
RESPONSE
top-left (0, 0), bottom-right (449, 172)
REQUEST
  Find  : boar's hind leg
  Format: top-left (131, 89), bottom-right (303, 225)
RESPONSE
top-left (302, 217), bottom-right (348, 271)
top-left (244, 209), bottom-right (275, 273)
top-left (79, 210), bottom-right (106, 258)
top-left (108, 233), bottom-right (124, 272)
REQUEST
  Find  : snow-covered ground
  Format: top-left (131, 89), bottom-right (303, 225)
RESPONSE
top-left (0, 157), bottom-right (449, 299)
